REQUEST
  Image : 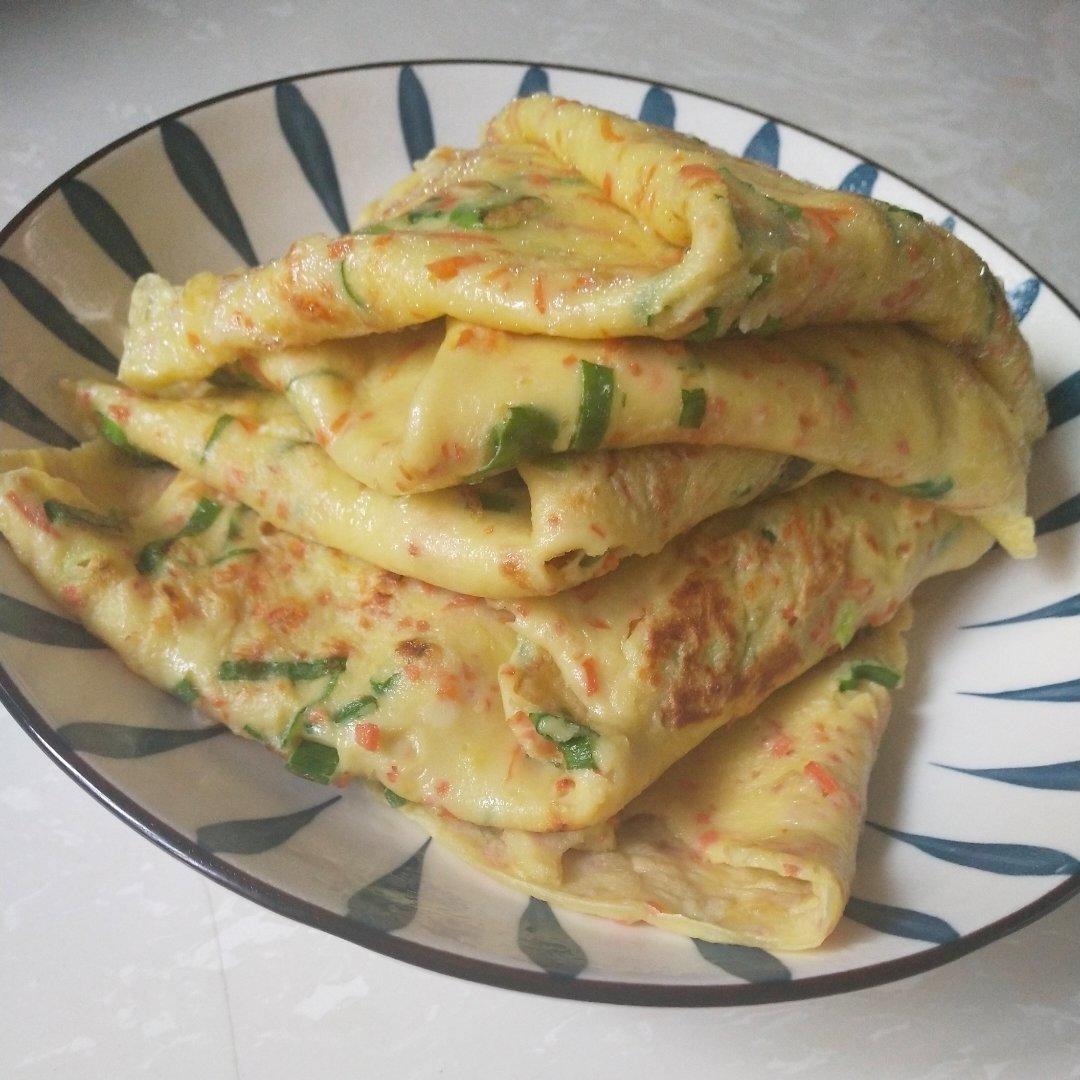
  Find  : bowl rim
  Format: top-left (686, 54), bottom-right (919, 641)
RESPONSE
top-left (2, 56), bottom-right (1078, 1008)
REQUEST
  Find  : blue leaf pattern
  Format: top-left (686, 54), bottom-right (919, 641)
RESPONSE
top-left (197, 795), bottom-right (340, 854)
top-left (0, 593), bottom-right (101, 648)
top-left (0, 256), bottom-right (118, 373)
top-left (275, 83), bottom-right (349, 235)
top-left (517, 898), bottom-right (587, 978)
top-left (837, 163), bottom-right (878, 196)
top-left (0, 375), bottom-right (77, 447)
top-left (1035, 494), bottom-right (1080, 536)
top-left (397, 65), bottom-right (435, 165)
top-left (638, 85), bottom-right (676, 129)
top-left (940, 215), bottom-right (957, 232)
top-left (160, 119), bottom-right (258, 266)
top-left (58, 721), bottom-right (226, 758)
top-left (1007, 277), bottom-right (1040, 322)
top-left (963, 591), bottom-right (1080, 628)
top-left (936, 759), bottom-right (1080, 792)
top-left (742, 121), bottom-right (779, 167)
top-left (1046, 370), bottom-right (1080, 431)
top-left (59, 179), bottom-right (153, 279)
top-left (516, 65), bottom-right (550, 98)
top-left (869, 823), bottom-right (1080, 875)
top-left (694, 940), bottom-right (791, 982)
top-left (845, 896), bottom-right (959, 943)
top-left (962, 677), bottom-right (1080, 703)
top-left (347, 840), bottom-right (429, 931)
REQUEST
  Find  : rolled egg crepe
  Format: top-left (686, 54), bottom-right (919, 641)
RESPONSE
top-left (78, 380), bottom-right (822, 598)
top-left (0, 446), bottom-right (989, 831)
top-left (406, 608), bottom-right (913, 951)
top-left (116, 97), bottom-right (1045, 447)
top-left (239, 318), bottom-right (1032, 554)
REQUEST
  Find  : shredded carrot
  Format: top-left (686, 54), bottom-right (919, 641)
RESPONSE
top-left (4, 491), bottom-right (58, 537)
top-left (356, 723), bottom-right (381, 751)
top-left (679, 163), bottom-right (723, 186)
top-left (599, 116), bottom-right (624, 142)
top-left (601, 172), bottom-right (613, 200)
top-left (580, 655), bottom-right (600, 696)
top-left (804, 760), bottom-right (839, 797)
top-left (435, 779), bottom-right (451, 798)
top-left (769, 734), bottom-right (794, 758)
top-left (533, 275), bottom-right (547, 314)
top-left (426, 254), bottom-right (484, 281)
top-left (554, 777), bottom-right (575, 795)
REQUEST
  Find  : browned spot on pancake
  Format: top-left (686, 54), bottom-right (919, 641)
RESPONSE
top-left (396, 638), bottom-right (432, 660)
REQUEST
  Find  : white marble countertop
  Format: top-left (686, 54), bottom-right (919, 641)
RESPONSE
top-left (2, 3), bottom-right (1078, 1077)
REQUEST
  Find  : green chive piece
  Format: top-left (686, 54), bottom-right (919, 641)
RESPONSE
top-left (357, 221), bottom-right (391, 235)
top-left (833, 600), bottom-right (860, 648)
top-left (171, 675), bottom-right (199, 704)
top-left (885, 203), bottom-right (924, 222)
top-left (578, 552), bottom-right (605, 569)
top-left (208, 547), bottom-right (258, 566)
top-left (687, 306), bottom-right (722, 343)
top-left (209, 366), bottom-right (262, 390)
top-left (226, 505), bottom-right (250, 540)
top-left (678, 387), bottom-right (707, 429)
top-left (530, 711), bottom-right (599, 770)
top-left (286, 739), bottom-right (339, 784)
top-left (898, 476), bottom-right (954, 500)
top-left (760, 527), bottom-right (777, 543)
top-left (470, 405), bottom-right (559, 479)
top-left (839, 662), bottom-right (902, 693)
top-left (475, 489), bottom-right (520, 513)
top-left (178, 497), bottom-right (223, 537)
top-left (779, 202), bottom-right (802, 220)
top-left (340, 259), bottom-right (366, 309)
top-left (448, 204), bottom-right (485, 229)
top-left (370, 672), bottom-right (402, 696)
top-left (569, 360), bottom-right (615, 452)
top-left (96, 412), bottom-right (162, 466)
top-left (201, 415), bottom-right (235, 462)
top-left (334, 695), bottom-right (378, 724)
top-left (560, 734), bottom-right (597, 771)
top-left (218, 656), bottom-right (347, 682)
top-left (383, 786), bottom-right (408, 808)
top-left (135, 538), bottom-right (171, 576)
top-left (43, 499), bottom-right (122, 531)
top-left (243, 724), bottom-right (266, 741)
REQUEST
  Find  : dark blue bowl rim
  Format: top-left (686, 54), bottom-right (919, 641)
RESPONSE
top-left (1, 57), bottom-right (1077, 1008)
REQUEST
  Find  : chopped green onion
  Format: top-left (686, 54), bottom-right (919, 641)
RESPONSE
top-left (678, 387), bottom-right (707, 429)
top-left (208, 547), bottom-right (258, 566)
top-left (218, 655), bottom-right (347, 682)
top-left (286, 739), bottom-right (339, 784)
top-left (340, 259), bottom-right (366, 309)
top-left (137, 497), bottom-right (223, 575)
top-left (470, 405), bottom-right (559, 479)
top-left (760, 527), bottom-right (777, 543)
top-left (96, 412), bottom-right (162, 466)
top-left (475, 489), bottom-right (520, 513)
top-left (209, 366), bottom-right (262, 390)
top-left (833, 600), bottom-right (860, 648)
top-left (171, 675), bottom-right (199, 704)
top-left (383, 786), bottom-right (408, 808)
top-left (885, 203), bottom-right (924, 222)
top-left (578, 551), bottom-right (605, 569)
top-left (530, 711), bottom-right (598, 770)
top-left (839, 662), bottom-right (902, 692)
top-left (178, 497), bottom-right (223, 537)
top-left (686, 306), bottom-right (722, 342)
top-left (779, 202), bottom-right (802, 220)
top-left (43, 499), bottom-right (122, 531)
top-left (200, 415), bottom-right (234, 462)
top-left (898, 476), bottom-right (954, 499)
top-left (135, 538), bottom-right (171, 576)
top-left (226, 505), bottom-right (250, 540)
top-left (560, 734), bottom-right (597, 770)
top-left (370, 672), bottom-right (402, 696)
top-left (448, 203), bottom-right (485, 228)
top-left (569, 360), bottom-right (615, 452)
top-left (334, 695), bottom-right (377, 723)
top-left (242, 724), bottom-right (266, 741)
